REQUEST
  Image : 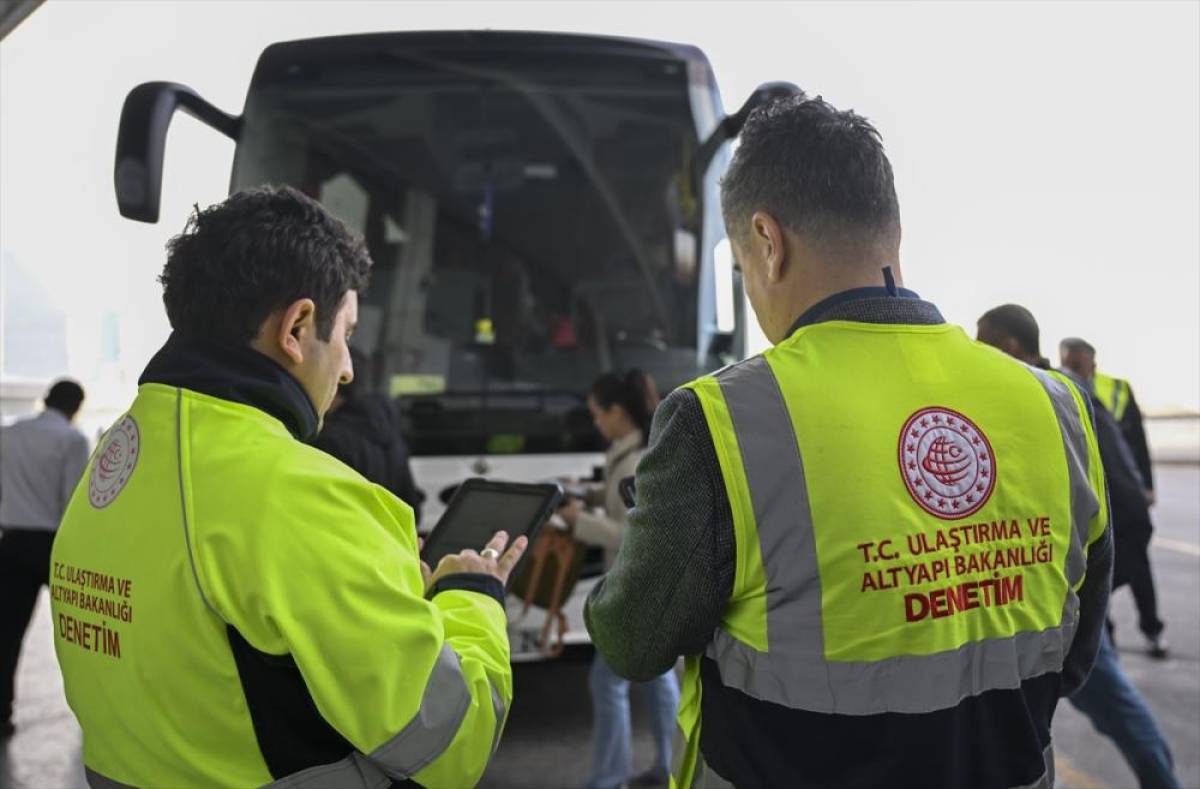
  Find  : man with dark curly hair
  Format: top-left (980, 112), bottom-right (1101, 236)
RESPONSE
top-left (50, 186), bottom-right (526, 787)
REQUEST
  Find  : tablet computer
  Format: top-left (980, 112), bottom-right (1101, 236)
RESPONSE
top-left (421, 478), bottom-right (563, 584)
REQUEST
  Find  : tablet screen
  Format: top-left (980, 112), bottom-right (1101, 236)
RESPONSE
top-left (422, 482), bottom-right (559, 569)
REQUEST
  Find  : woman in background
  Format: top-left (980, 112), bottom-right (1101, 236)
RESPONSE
top-left (559, 369), bottom-right (679, 789)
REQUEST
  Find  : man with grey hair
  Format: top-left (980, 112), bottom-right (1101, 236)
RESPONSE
top-left (1060, 336), bottom-right (1168, 658)
top-left (586, 94), bottom-right (1112, 788)
top-left (1061, 337), bottom-right (1156, 505)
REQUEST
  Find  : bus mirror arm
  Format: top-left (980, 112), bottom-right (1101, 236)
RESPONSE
top-left (114, 81), bottom-right (242, 223)
top-left (706, 331), bottom-right (735, 362)
top-left (692, 81), bottom-right (804, 190)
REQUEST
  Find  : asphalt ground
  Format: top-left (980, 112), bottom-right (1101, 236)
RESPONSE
top-left (3, 465), bottom-right (1196, 789)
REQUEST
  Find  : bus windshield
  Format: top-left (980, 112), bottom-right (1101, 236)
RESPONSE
top-left (232, 55), bottom-right (719, 454)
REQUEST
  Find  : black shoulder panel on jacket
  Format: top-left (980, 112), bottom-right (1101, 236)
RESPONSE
top-left (226, 625), bottom-right (418, 786)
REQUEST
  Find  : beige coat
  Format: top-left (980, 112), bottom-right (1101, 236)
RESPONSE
top-left (573, 429), bottom-right (644, 568)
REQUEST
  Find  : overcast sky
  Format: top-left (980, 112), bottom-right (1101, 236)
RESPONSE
top-left (2, 1), bottom-right (1197, 412)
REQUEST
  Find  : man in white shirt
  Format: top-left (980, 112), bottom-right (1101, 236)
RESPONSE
top-left (0, 379), bottom-right (89, 737)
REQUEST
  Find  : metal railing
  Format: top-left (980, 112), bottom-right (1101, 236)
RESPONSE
top-left (1145, 414), bottom-right (1200, 465)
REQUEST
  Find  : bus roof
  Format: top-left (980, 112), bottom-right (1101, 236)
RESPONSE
top-left (249, 30), bottom-right (720, 94)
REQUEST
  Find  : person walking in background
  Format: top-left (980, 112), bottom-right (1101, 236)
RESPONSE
top-left (1061, 338), bottom-right (1157, 503)
top-left (0, 379), bottom-right (89, 737)
top-left (558, 369), bottom-right (679, 789)
top-left (1060, 336), bottom-right (1169, 658)
top-left (313, 348), bottom-right (423, 524)
top-left (977, 305), bottom-right (1180, 789)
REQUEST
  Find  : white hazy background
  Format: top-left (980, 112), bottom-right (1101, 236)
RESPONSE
top-left (2, 1), bottom-right (1198, 419)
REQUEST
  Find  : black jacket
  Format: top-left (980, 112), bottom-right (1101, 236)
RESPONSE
top-left (1068, 373), bottom-right (1155, 585)
top-left (313, 395), bottom-right (423, 524)
top-left (1118, 387), bottom-right (1155, 493)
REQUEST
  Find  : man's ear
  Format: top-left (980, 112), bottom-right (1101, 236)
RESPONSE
top-left (1002, 336), bottom-right (1023, 359)
top-left (275, 298), bottom-right (318, 366)
top-left (751, 211), bottom-right (787, 284)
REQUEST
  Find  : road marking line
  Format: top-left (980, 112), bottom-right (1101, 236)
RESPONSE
top-left (1153, 536), bottom-right (1200, 556)
top-left (1057, 753), bottom-right (1108, 788)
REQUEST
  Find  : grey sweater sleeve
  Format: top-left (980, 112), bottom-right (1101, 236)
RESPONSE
top-left (1062, 520), bottom-right (1113, 696)
top-left (584, 388), bottom-right (736, 682)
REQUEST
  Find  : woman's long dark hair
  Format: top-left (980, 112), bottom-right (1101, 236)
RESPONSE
top-left (590, 369), bottom-right (661, 447)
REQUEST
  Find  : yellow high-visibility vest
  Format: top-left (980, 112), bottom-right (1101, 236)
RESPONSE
top-left (1092, 371), bottom-right (1132, 421)
top-left (51, 383), bottom-right (510, 788)
top-left (670, 321), bottom-right (1107, 789)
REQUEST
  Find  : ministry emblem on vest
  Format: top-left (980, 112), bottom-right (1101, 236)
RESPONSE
top-left (898, 407), bottom-right (996, 519)
top-left (88, 414), bottom-right (140, 509)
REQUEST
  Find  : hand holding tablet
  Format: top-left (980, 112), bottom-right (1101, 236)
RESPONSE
top-left (420, 479), bottom-right (563, 590)
top-left (424, 529), bottom-right (528, 590)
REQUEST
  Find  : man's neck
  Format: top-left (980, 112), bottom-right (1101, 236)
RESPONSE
top-left (140, 332), bottom-right (319, 441)
top-left (785, 229), bottom-right (901, 310)
top-left (796, 271), bottom-right (900, 317)
top-left (1016, 351), bottom-right (1051, 369)
top-left (778, 260), bottom-right (904, 336)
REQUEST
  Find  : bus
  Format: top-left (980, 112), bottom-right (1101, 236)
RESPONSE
top-left (113, 30), bottom-right (797, 658)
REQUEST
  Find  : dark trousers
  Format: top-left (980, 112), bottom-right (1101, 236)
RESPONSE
top-left (0, 528), bottom-right (55, 724)
top-left (1113, 532), bottom-right (1166, 639)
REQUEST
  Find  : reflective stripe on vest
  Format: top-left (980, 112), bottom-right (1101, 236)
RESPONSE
top-left (260, 753), bottom-right (393, 789)
top-left (263, 653), bottom-right (502, 789)
top-left (265, 645), bottom-right (496, 785)
top-left (85, 647), bottom-right (501, 789)
top-left (669, 656), bottom-right (704, 789)
top-left (671, 322), bottom-right (1105, 787)
top-left (363, 645), bottom-right (472, 779)
top-left (1092, 372), bottom-right (1130, 422)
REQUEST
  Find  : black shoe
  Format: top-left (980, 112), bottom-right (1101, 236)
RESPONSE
top-left (1145, 634), bottom-right (1169, 659)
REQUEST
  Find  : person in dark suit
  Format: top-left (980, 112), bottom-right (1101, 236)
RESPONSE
top-left (1060, 337), bottom-right (1167, 657)
top-left (1060, 338), bottom-right (1156, 503)
top-left (313, 351), bottom-right (423, 525)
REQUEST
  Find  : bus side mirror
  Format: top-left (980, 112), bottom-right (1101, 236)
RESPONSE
top-left (693, 81), bottom-right (804, 187)
top-left (114, 82), bottom-right (242, 223)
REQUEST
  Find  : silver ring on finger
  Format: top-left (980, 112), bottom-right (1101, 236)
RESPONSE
top-left (480, 548), bottom-right (500, 561)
